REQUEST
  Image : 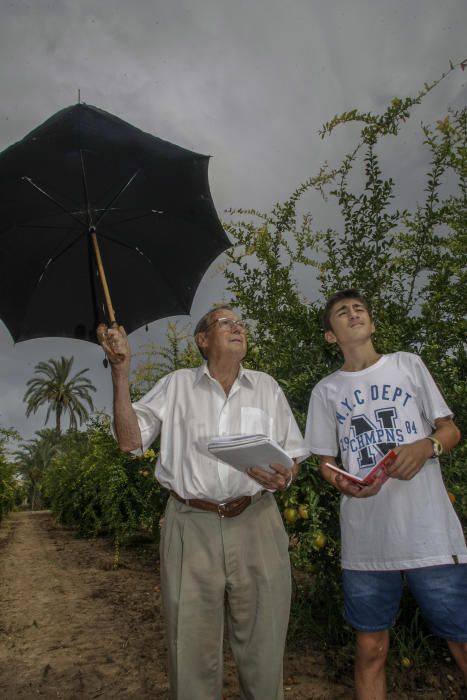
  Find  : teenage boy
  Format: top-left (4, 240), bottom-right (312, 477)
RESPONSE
top-left (305, 289), bottom-right (467, 699)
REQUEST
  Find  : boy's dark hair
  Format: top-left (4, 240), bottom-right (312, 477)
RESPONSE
top-left (194, 304), bottom-right (235, 359)
top-left (322, 289), bottom-right (372, 332)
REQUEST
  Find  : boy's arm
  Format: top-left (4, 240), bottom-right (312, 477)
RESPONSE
top-left (388, 416), bottom-right (461, 481)
top-left (319, 456), bottom-right (384, 499)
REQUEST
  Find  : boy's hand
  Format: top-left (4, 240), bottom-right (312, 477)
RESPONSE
top-left (334, 474), bottom-right (384, 498)
top-left (388, 440), bottom-right (432, 480)
top-left (321, 462), bottom-right (383, 498)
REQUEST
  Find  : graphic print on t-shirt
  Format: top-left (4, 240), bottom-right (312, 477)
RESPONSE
top-left (336, 382), bottom-right (418, 470)
top-left (346, 410), bottom-right (403, 467)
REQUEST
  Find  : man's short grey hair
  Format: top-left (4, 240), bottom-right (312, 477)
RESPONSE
top-left (194, 304), bottom-right (236, 358)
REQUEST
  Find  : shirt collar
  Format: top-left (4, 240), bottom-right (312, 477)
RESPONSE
top-left (193, 362), bottom-right (254, 388)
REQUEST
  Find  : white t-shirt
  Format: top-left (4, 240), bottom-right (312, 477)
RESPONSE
top-left (306, 352), bottom-right (467, 570)
top-left (130, 363), bottom-right (309, 502)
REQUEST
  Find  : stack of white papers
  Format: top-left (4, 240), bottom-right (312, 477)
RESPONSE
top-left (207, 434), bottom-right (293, 473)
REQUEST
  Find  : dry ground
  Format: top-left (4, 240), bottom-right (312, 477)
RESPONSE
top-left (0, 511), bottom-right (464, 699)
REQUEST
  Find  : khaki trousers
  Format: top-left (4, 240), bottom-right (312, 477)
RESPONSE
top-left (160, 492), bottom-right (291, 700)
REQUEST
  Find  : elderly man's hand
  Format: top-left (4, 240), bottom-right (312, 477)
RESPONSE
top-left (96, 323), bottom-right (130, 368)
top-left (247, 463), bottom-right (292, 491)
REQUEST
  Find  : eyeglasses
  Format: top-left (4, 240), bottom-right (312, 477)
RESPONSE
top-left (205, 317), bottom-right (248, 332)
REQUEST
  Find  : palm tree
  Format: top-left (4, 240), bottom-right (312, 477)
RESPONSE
top-left (14, 430), bottom-right (61, 510)
top-left (23, 357), bottom-right (96, 434)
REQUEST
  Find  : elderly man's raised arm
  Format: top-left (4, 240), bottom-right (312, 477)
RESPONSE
top-left (97, 323), bottom-right (142, 453)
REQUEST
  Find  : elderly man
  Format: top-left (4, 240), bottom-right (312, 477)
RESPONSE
top-left (97, 305), bottom-right (308, 700)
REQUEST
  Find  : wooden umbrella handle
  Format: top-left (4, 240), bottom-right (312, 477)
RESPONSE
top-left (90, 228), bottom-right (117, 326)
top-left (90, 228), bottom-right (126, 364)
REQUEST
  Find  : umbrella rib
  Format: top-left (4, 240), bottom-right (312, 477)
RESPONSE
top-left (96, 224), bottom-right (192, 312)
top-left (95, 210), bottom-right (162, 229)
top-left (22, 177), bottom-right (87, 228)
top-left (80, 150), bottom-right (93, 228)
top-left (94, 170), bottom-right (141, 228)
top-left (42, 228), bottom-right (94, 269)
top-left (23, 227), bottom-right (88, 289)
top-left (11, 223), bottom-right (78, 231)
top-left (8, 210), bottom-right (149, 231)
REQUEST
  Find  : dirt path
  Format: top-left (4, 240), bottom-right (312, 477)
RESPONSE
top-left (0, 512), bottom-right (463, 699)
top-left (0, 511), bottom-right (170, 699)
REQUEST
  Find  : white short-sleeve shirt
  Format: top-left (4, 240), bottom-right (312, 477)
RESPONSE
top-left (306, 352), bottom-right (467, 570)
top-left (130, 363), bottom-right (309, 501)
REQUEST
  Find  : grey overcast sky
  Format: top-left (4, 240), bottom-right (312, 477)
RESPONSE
top-left (0, 0), bottom-right (466, 441)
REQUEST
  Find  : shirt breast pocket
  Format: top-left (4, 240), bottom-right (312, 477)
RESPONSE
top-left (241, 406), bottom-right (273, 437)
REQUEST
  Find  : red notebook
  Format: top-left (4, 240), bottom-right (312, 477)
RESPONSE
top-left (325, 450), bottom-right (397, 486)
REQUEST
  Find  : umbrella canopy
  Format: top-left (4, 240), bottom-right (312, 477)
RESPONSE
top-left (0, 104), bottom-right (231, 343)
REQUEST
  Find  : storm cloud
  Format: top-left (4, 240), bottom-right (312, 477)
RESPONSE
top-left (0, 0), bottom-right (465, 439)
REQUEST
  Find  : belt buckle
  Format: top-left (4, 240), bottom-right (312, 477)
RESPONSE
top-left (217, 501), bottom-right (227, 518)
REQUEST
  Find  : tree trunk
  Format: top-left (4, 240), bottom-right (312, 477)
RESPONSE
top-left (31, 484), bottom-right (44, 511)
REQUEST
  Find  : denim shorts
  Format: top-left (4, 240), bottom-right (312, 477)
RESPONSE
top-left (343, 564), bottom-right (467, 641)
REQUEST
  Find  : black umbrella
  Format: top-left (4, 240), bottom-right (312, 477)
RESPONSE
top-left (0, 103), bottom-right (230, 343)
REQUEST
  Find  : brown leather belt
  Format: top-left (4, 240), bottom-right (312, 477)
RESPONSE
top-left (170, 490), bottom-right (265, 518)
